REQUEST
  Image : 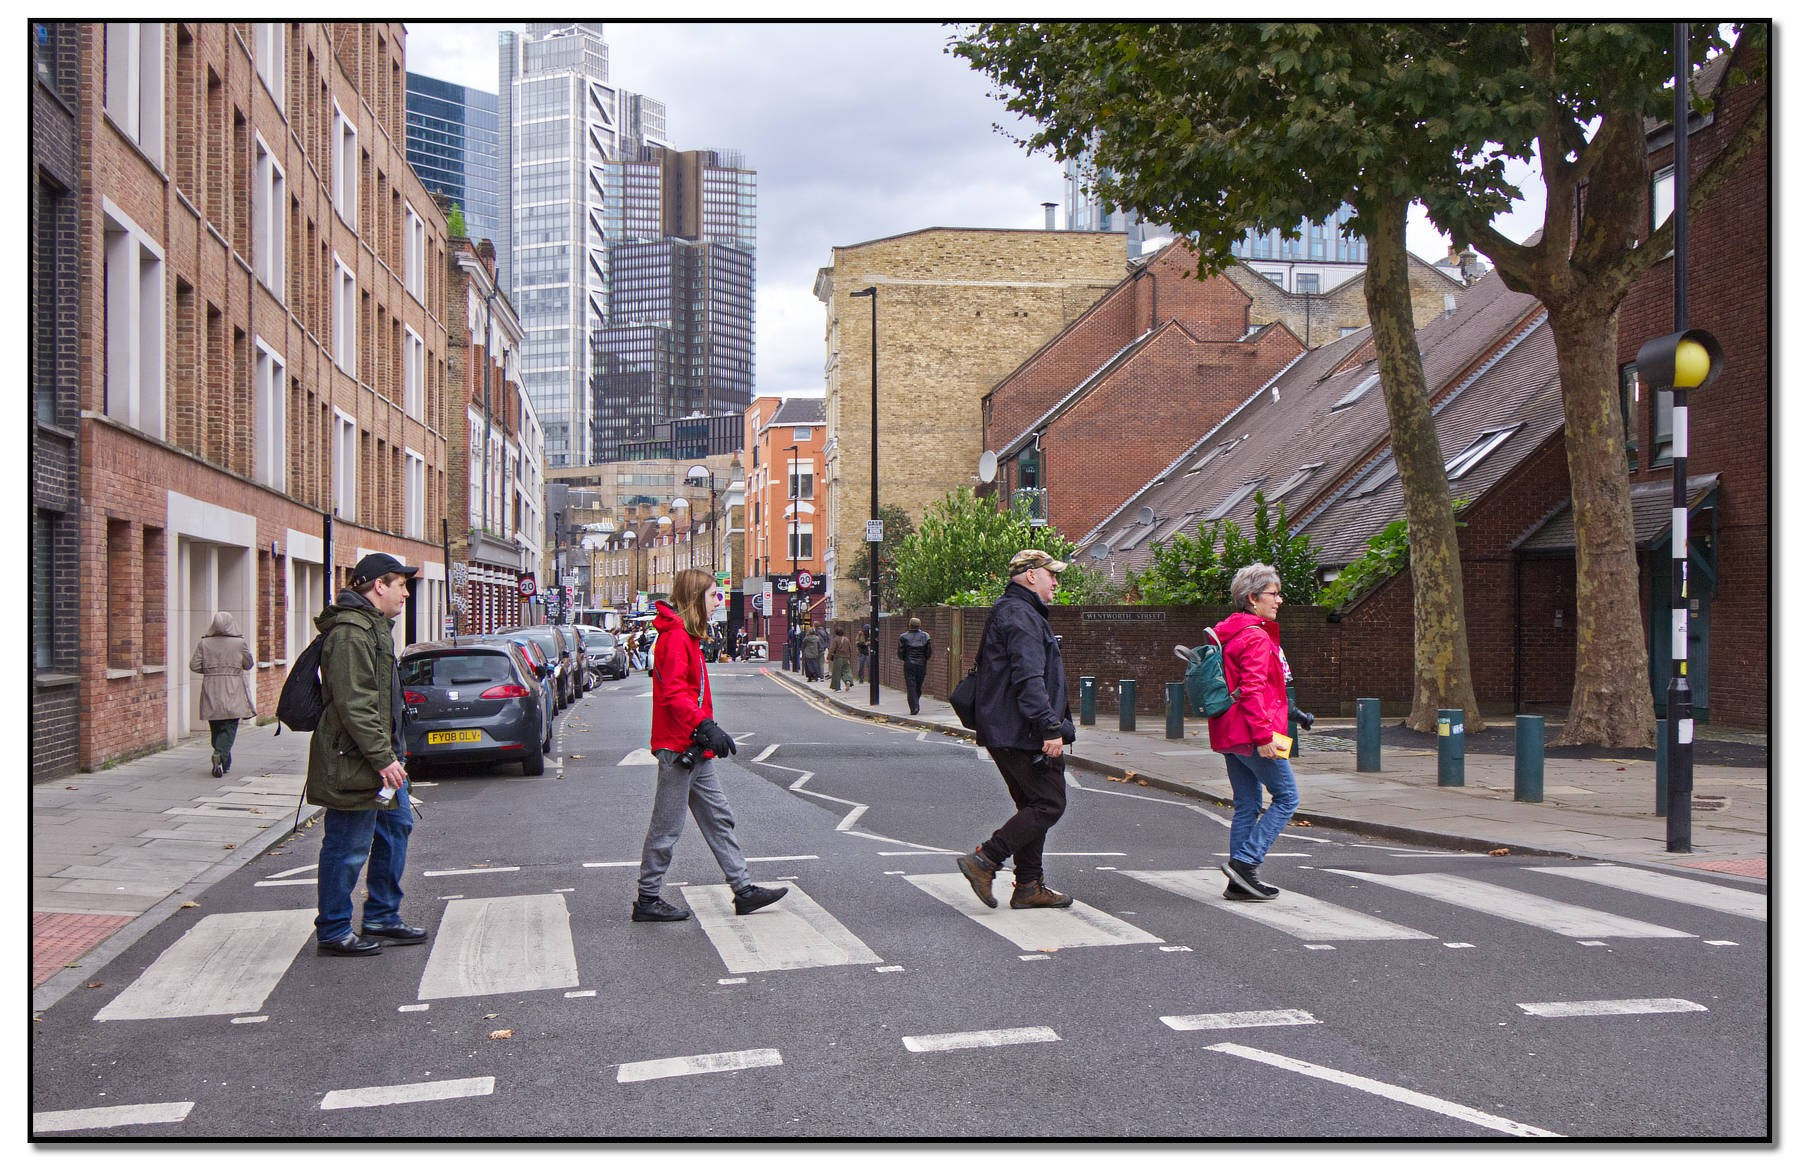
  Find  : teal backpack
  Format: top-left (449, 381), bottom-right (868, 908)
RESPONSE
top-left (1177, 628), bottom-right (1236, 718)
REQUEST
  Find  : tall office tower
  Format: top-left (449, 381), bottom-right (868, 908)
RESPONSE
top-left (498, 22), bottom-right (666, 468)
top-left (592, 146), bottom-right (757, 464)
top-left (404, 72), bottom-right (502, 249)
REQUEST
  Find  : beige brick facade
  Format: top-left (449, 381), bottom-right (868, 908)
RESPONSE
top-left (1225, 254), bottom-right (1466, 347)
top-left (815, 228), bottom-right (1126, 614)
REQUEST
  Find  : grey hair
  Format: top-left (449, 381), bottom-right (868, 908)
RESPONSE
top-left (1231, 563), bottom-right (1281, 612)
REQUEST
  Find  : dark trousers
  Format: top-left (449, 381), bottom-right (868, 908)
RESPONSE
top-left (208, 719), bottom-right (239, 772)
top-left (903, 663), bottom-right (927, 714)
top-left (979, 747), bottom-right (1067, 888)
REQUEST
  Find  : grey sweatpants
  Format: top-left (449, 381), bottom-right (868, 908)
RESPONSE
top-left (636, 748), bottom-right (751, 898)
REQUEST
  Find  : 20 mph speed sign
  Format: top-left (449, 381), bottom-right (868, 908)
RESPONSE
top-left (518, 575), bottom-right (537, 597)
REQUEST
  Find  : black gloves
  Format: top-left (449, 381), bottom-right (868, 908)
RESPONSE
top-left (1295, 710), bottom-right (1316, 731)
top-left (692, 718), bottom-right (737, 757)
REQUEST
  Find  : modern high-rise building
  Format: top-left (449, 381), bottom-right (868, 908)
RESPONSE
top-left (592, 146), bottom-right (756, 463)
top-left (404, 71), bottom-right (502, 249)
top-left (498, 22), bottom-right (666, 469)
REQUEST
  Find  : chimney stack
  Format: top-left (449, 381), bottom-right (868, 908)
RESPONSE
top-left (1042, 202), bottom-right (1059, 231)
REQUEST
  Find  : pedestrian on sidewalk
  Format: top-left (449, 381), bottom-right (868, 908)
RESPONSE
top-left (633, 568), bottom-right (788, 924)
top-left (306, 553), bottom-right (429, 957)
top-left (189, 611), bottom-right (256, 778)
top-left (829, 627), bottom-right (855, 690)
top-left (801, 621), bottom-right (824, 682)
top-left (1209, 562), bottom-right (1300, 902)
top-left (897, 618), bottom-right (933, 715)
top-left (855, 628), bottom-right (870, 683)
top-left (956, 549), bottom-right (1078, 911)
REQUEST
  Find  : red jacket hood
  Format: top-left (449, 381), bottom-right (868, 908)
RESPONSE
top-left (1214, 610), bottom-right (1281, 650)
top-left (653, 600), bottom-right (685, 634)
top-left (1207, 611), bottom-right (1288, 755)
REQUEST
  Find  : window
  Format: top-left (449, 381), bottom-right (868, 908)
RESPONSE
top-left (788, 523), bottom-right (814, 562)
top-left (253, 23), bottom-right (284, 107)
top-left (104, 23), bottom-right (164, 164)
top-left (403, 326), bottom-right (423, 418)
top-left (103, 200), bottom-right (166, 438)
top-left (1619, 363), bottom-right (1640, 472)
top-left (32, 511), bottom-right (56, 670)
top-left (332, 256), bottom-right (356, 373)
top-left (253, 340), bottom-right (286, 489)
top-left (793, 426), bottom-right (813, 441)
top-left (1185, 437), bottom-right (1242, 475)
top-left (1206, 479), bottom-right (1266, 523)
top-left (1017, 446), bottom-right (1042, 489)
top-left (333, 409), bottom-right (357, 520)
top-left (1332, 371), bottom-right (1380, 410)
top-left (1443, 425), bottom-right (1521, 480)
top-left (404, 449), bottom-right (425, 538)
top-left (1295, 273), bottom-right (1321, 294)
top-left (331, 102), bottom-right (358, 229)
top-left (1264, 463), bottom-right (1323, 505)
top-left (1339, 326), bottom-right (1361, 339)
top-left (253, 136), bottom-right (285, 296)
top-left (1652, 166), bottom-right (1675, 231)
top-left (788, 460), bottom-right (814, 500)
top-left (1261, 270), bottom-right (1284, 290)
top-left (1653, 386), bottom-right (1674, 467)
top-left (1350, 460), bottom-right (1399, 499)
top-left (403, 203), bottom-right (425, 300)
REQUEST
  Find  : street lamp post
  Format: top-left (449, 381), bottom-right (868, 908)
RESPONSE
top-left (686, 465), bottom-right (722, 580)
top-left (671, 498), bottom-right (693, 570)
top-left (786, 443), bottom-right (801, 670)
top-left (849, 285), bottom-right (880, 706)
top-left (621, 529), bottom-right (638, 611)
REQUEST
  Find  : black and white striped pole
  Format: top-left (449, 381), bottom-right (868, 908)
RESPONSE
top-left (1634, 23), bottom-right (1724, 853)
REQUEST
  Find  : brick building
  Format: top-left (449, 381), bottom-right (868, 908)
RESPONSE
top-left (814, 228), bottom-right (1126, 616)
top-left (741, 397), bottom-right (830, 648)
top-left (37, 23), bottom-right (456, 771)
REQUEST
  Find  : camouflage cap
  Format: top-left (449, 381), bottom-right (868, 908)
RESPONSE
top-left (1008, 548), bottom-right (1068, 576)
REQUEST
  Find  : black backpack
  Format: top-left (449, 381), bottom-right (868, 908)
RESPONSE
top-left (275, 625), bottom-right (344, 734)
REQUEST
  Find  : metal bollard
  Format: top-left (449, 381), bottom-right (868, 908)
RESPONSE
top-left (1655, 719), bottom-right (1668, 817)
top-left (1079, 676), bottom-right (1096, 726)
top-left (1166, 683), bottom-right (1184, 740)
top-left (1356, 698), bottom-right (1382, 772)
top-left (1514, 715), bottom-right (1544, 802)
top-left (1119, 679), bottom-right (1137, 732)
top-left (1436, 708), bottom-right (1465, 787)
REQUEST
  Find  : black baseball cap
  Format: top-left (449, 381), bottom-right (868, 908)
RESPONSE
top-left (350, 552), bottom-right (420, 586)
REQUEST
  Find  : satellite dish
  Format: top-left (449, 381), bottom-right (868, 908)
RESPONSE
top-left (1137, 506), bottom-right (1156, 526)
top-left (1088, 542), bottom-right (1111, 561)
top-left (977, 451), bottom-right (998, 484)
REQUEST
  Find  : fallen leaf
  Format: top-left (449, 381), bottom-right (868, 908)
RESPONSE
top-left (1292, 819), bottom-right (1312, 827)
top-left (222, 844), bottom-right (236, 850)
top-left (86, 981), bottom-right (102, 988)
top-left (489, 1029), bottom-right (513, 1040)
top-left (1106, 776), bottom-right (1126, 783)
top-left (571, 754), bottom-right (584, 759)
top-left (1488, 847), bottom-right (1511, 857)
top-left (483, 1013), bottom-right (499, 1020)
top-left (179, 901), bottom-right (200, 908)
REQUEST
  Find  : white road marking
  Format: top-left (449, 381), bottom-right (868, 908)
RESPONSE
top-left (565, 990), bottom-right (596, 998)
top-left (1444, 942), bottom-right (1476, 949)
top-left (902, 1026), bottom-right (1061, 1053)
top-left (718, 978), bottom-right (747, 986)
top-left (1019, 954), bottom-right (1051, 961)
top-left (1517, 998), bottom-right (1707, 1018)
top-left (398, 1004), bottom-right (429, 1012)
top-left (1529, 865), bottom-right (1767, 921)
top-left (583, 860), bottom-right (638, 868)
top-left (616, 1049), bottom-right (782, 1083)
top-left (231, 1015), bottom-right (269, 1024)
top-left (95, 909), bottom-right (315, 1021)
top-left (417, 895), bottom-right (580, 1000)
top-left (1578, 940), bottom-right (1608, 947)
top-left (1160, 946), bottom-right (1192, 952)
top-left (422, 866), bottom-right (520, 877)
top-left (875, 965), bottom-right (905, 973)
top-left (753, 744), bottom-right (779, 763)
top-left (34, 1102), bottom-right (195, 1133)
top-left (746, 854), bottom-right (819, 863)
top-left (837, 805), bottom-right (869, 831)
top-left (1305, 944), bottom-right (1336, 950)
top-left (254, 877), bottom-right (318, 887)
top-left (262, 864), bottom-right (316, 879)
top-left (1327, 870), bottom-right (1695, 939)
top-left (320, 1076), bottom-right (495, 1109)
top-left (1707, 940), bottom-right (1739, 946)
top-left (1207, 1043), bottom-right (1561, 1136)
top-left (1119, 870), bottom-right (1436, 941)
top-left (680, 883), bottom-right (883, 973)
top-left (905, 872), bottom-right (1162, 950)
top-left (619, 748), bottom-right (658, 764)
top-left (1162, 1009), bottom-right (1320, 1031)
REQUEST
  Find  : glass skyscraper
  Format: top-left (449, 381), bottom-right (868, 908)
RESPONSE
top-left (403, 72), bottom-right (502, 250)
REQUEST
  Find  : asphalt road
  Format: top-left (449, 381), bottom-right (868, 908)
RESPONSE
top-left (31, 662), bottom-right (1769, 1141)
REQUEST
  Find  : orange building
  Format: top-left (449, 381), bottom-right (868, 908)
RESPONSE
top-left (741, 397), bottom-right (827, 657)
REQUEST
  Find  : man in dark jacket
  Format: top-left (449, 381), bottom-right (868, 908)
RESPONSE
top-left (306, 553), bottom-right (426, 957)
top-left (896, 618), bottom-right (933, 714)
top-left (956, 549), bottom-right (1078, 910)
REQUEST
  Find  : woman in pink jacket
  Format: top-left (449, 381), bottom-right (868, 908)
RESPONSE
top-left (1207, 563), bottom-right (1300, 901)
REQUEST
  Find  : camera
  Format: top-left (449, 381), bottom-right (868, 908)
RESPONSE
top-left (1295, 710), bottom-right (1316, 731)
top-left (673, 740), bottom-right (709, 770)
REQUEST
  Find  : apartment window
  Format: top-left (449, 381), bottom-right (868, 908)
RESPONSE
top-left (253, 23), bottom-right (284, 107)
top-left (788, 523), bottom-right (814, 562)
top-left (1619, 363), bottom-right (1641, 472)
top-left (1652, 166), bottom-right (1675, 231)
top-left (404, 449), bottom-right (425, 539)
top-left (1652, 386), bottom-right (1674, 467)
top-left (788, 461), bottom-right (815, 500)
top-left (403, 203), bottom-right (425, 301)
top-left (1339, 326), bottom-right (1361, 338)
top-left (403, 326), bottom-right (423, 418)
top-left (253, 136), bottom-right (286, 297)
top-left (1443, 425), bottom-right (1521, 480)
top-left (104, 23), bottom-right (164, 165)
top-left (332, 256), bottom-right (356, 373)
top-left (103, 200), bottom-right (166, 439)
top-left (253, 340), bottom-right (286, 489)
top-left (331, 102), bottom-right (358, 229)
top-left (1261, 270), bottom-right (1284, 290)
top-left (1295, 273), bottom-right (1321, 294)
top-left (1332, 371), bottom-right (1380, 410)
top-left (333, 409), bottom-right (357, 519)
top-left (107, 519), bottom-right (135, 669)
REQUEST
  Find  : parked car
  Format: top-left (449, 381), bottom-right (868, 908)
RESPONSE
top-left (399, 640), bottom-right (549, 777)
top-left (495, 625), bottom-right (580, 708)
top-left (578, 626), bottom-right (628, 682)
top-left (473, 635), bottom-right (557, 747)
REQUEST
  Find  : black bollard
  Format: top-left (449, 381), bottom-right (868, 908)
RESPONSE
top-left (1436, 708), bottom-right (1465, 787)
top-left (1079, 676), bottom-right (1096, 727)
top-left (1514, 715), bottom-right (1544, 802)
top-left (1119, 679), bottom-right (1137, 733)
top-left (1166, 683), bottom-right (1184, 740)
top-left (1356, 698), bottom-right (1382, 772)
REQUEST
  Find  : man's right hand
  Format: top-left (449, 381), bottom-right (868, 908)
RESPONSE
top-left (1041, 737), bottom-right (1065, 759)
top-left (378, 760), bottom-right (407, 789)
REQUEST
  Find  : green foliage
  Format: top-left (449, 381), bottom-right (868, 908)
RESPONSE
top-left (845, 504), bottom-right (916, 614)
top-left (446, 203), bottom-right (468, 239)
top-left (1134, 492), bottom-right (1320, 606)
top-left (891, 488), bottom-right (1098, 608)
top-left (1318, 497), bottom-right (1472, 611)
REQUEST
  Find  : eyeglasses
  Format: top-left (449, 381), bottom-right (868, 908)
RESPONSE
top-left (1258, 588), bottom-right (1283, 597)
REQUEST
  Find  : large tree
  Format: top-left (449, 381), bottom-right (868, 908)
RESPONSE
top-left (954, 22), bottom-right (1538, 731)
top-left (1420, 24), bottom-right (1766, 745)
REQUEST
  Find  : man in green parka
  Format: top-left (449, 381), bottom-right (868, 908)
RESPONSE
top-left (308, 553), bottom-right (426, 957)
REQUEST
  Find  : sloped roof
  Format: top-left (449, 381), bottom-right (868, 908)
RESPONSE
top-left (1516, 472), bottom-right (1721, 555)
top-left (770, 397), bottom-right (826, 426)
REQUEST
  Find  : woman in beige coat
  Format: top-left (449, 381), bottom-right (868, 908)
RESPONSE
top-left (189, 611), bottom-right (256, 777)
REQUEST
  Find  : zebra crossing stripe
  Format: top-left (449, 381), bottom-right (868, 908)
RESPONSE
top-left (34, 1101), bottom-right (195, 1133)
top-left (1118, 870), bottom-right (1436, 942)
top-left (616, 1049), bottom-right (782, 1083)
top-left (1517, 997), bottom-right (1707, 1018)
top-left (903, 1026), bottom-right (1060, 1053)
top-left (95, 909), bottom-right (315, 1022)
top-left (679, 884), bottom-right (883, 973)
top-left (903, 872), bottom-right (1161, 951)
top-left (320, 1076), bottom-right (495, 1109)
top-left (1326, 871), bottom-right (1694, 939)
top-left (1162, 1009), bottom-right (1320, 1031)
top-left (418, 895), bottom-right (580, 1000)
top-left (1528, 866), bottom-right (1767, 921)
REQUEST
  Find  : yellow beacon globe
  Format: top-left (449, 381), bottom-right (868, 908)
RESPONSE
top-left (1674, 337), bottom-right (1713, 389)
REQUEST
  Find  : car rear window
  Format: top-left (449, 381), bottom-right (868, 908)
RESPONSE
top-left (400, 652), bottom-right (514, 687)
top-left (590, 632), bottom-right (615, 647)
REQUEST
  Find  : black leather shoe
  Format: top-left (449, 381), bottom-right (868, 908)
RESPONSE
top-left (733, 884), bottom-right (788, 915)
top-left (632, 896), bottom-right (692, 922)
top-left (317, 933), bottom-right (383, 956)
top-left (360, 922), bottom-right (428, 945)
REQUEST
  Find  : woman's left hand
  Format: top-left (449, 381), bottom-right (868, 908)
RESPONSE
top-left (1256, 741), bottom-right (1280, 759)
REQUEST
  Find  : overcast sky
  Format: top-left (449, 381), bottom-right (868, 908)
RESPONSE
top-left (402, 21), bottom-right (1534, 400)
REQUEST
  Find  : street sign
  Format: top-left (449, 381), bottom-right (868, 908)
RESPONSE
top-left (751, 594), bottom-right (766, 613)
top-left (865, 519), bottom-right (884, 542)
top-left (443, 615), bottom-right (455, 635)
top-left (518, 575), bottom-right (537, 597)
top-left (797, 570), bottom-right (814, 590)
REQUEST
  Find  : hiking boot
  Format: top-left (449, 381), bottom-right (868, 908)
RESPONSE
top-left (956, 848), bottom-right (1000, 909)
top-left (1222, 859), bottom-right (1278, 900)
top-left (733, 884), bottom-right (788, 915)
top-left (632, 896), bottom-right (692, 922)
top-left (1010, 880), bottom-right (1075, 909)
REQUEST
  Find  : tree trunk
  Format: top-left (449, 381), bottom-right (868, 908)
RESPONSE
top-left (1543, 303), bottom-right (1658, 747)
top-left (1361, 198), bottom-right (1485, 733)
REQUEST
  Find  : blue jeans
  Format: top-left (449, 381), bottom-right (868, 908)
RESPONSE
top-left (315, 789), bottom-right (414, 941)
top-left (1223, 752), bottom-right (1298, 865)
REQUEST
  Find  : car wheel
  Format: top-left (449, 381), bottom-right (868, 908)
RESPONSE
top-left (522, 750), bottom-right (545, 777)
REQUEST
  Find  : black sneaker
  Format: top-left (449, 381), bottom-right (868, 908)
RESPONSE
top-left (733, 884), bottom-right (788, 916)
top-left (1222, 880), bottom-right (1277, 902)
top-left (632, 896), bottom-right (692, 922)
top-left (1222, 859), bottom-right (1278, 900)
